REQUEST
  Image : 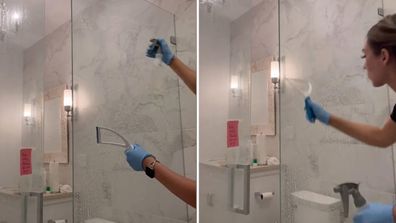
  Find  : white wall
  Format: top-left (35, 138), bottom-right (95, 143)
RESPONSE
top-left (0, 43), bottom-right (23, 188)
top-left (199, 8), bottom-right (231, 162)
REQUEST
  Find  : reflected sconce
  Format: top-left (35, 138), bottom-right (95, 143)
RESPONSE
top-left (271, 57), bottom-right (280, 89)
top-left (230, 75), bottom-right (241, 97)
top-left (0, 0), bottom-right (23, 42)
top-left (23, 103), bottom-right (34, 126)
top-left (63, 88), bottom-right (72, 117)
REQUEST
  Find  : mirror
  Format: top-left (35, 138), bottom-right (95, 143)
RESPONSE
top-left (250, 57), bottom-right (275, 136)
top-left (43, 85), bottom-right (69, 163)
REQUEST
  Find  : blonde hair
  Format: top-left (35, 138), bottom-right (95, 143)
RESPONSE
top-left (367, 14), bottom-right (396, 58)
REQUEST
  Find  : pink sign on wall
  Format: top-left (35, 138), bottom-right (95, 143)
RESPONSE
top-left (227, 120), bottom-right (239, 148)
top-left (20, 148), bottom-right (32, 176)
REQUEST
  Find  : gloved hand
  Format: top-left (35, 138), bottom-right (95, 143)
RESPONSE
top-left (146, 38), bottom-right (175, 65)
top-left (353, 203), bottom-right (394, 223)
top-left (304, 97), bottom-right (330, 125)
top-left (124, 144), bottom-right (152, 171)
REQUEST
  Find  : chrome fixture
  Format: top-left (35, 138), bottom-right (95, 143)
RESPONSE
top-left (271, 57), bottom-right (280, 89)
top-left (0, 0), bottom-right (22, 41)
top-left (63, 86), bottom-right (72, 117)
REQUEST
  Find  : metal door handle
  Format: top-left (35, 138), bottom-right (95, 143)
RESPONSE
top-left (29, 192), bottom-right (43, 223)
top-left (228, 164), bottom-right (250, 215)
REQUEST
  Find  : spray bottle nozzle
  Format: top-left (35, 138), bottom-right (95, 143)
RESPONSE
top-left (150, 38), bottom-right (160, 51)
top-left (334, 182), bottom-right (367, 218)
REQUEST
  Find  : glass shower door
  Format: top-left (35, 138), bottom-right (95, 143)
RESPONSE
top-left (0, 0), bottom-right (46, 222)
top-left (72, 0), bottom-right (188, 222)
top-left (199, 0), bottom-right (280, 222)
top-left (279, 0), bottom-right (395, 222)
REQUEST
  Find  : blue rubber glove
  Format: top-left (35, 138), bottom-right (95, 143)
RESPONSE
top-left (146, 38), bottom-right (175, 65)
top-left (353, 203), bottom-right (394, 223)
top-left (304, 97), bottom-right (330, 125)
top-left (124, 144), bottom-right (152, 171)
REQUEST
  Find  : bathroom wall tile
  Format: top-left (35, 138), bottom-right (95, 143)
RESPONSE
top-left (44, 21), bottom-right (72, 90)
top-left (145, 0), bottom-right (193, 14)
top-left (175, 1), bottom-right (196, 53)
top-left (384, 0), bottom-right (396, 15)
top-left (182, 128), bottom-right (196, 149)
top-left (183, 146), bottom-right (196, 180)
top-left (177, 51), bottom-right (196, 131)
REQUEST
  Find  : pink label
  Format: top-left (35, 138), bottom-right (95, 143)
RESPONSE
top-left (227, 120), bottom-right (239, 148)
top-left (20, 148), bottom-right (32, 176)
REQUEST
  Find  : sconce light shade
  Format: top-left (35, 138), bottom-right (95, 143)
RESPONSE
top-left (230, 75), bottom-right (241, 97)
top-left (271, 59), bottom-right (280, 84)
top-left (63, 89), bottom-right (72, 113)
top-left (230, 75), bottom-right (239, 89)
top-left (23, 103), bottom-right (32, 117)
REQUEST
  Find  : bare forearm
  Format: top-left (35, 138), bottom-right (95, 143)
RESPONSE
top-left (155, 163), bottom-right (196, 207)
top-left (169, 57), bottom-right (196, 94)
top-left (143, 157), bottom-right (196, 207)
top-left (393, 206), bottom-right (396, 223)
top-left (329, 115), bottom-right (387, 147)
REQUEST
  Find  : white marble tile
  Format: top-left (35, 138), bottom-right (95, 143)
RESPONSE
top-left (183, 146), bottom-right (196, 180)
top-left (384, 0), bottom-right (396, 15)
top-left (177, 52), bottom-right (196, 142)
top-left (175, 1), bottom-right (196, 53)
top-left (146, 0), bottom-right (193, 14)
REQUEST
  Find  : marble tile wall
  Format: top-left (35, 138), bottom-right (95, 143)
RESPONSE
top-left (279, 0), bottom-right (394, 222)
top-left (72, 0), bottom-right (190, 222)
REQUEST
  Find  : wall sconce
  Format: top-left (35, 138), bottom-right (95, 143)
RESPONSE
top-left (23, 103), bottom-right (34, 125)
top-left (63, 88), bottom-right (72, 117)
top-left (230, 75), bottom-right (241, 97)
top-left (271, 57), bottom-right (280, 89)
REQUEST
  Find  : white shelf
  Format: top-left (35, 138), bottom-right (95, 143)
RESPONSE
top-left (200, 159), bottom-right (279, 174)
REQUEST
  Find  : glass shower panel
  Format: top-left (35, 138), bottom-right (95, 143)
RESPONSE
top-left (72, 0), bottom-right (187, 222)
top-left (0, 0), bottom-right (46, 222)
top-left (280, 0), bottom-right (395, 223)
top-left (200, 0), bottom-right (280, 222)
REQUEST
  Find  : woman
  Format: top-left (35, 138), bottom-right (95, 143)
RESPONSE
top-left (124, 39), bottom-right (196, 208)
top-left (305, 14), bottom-right (396, 223)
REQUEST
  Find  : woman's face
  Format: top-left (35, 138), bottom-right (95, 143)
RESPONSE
top-left (363, 41), bottom-right (388, 87)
